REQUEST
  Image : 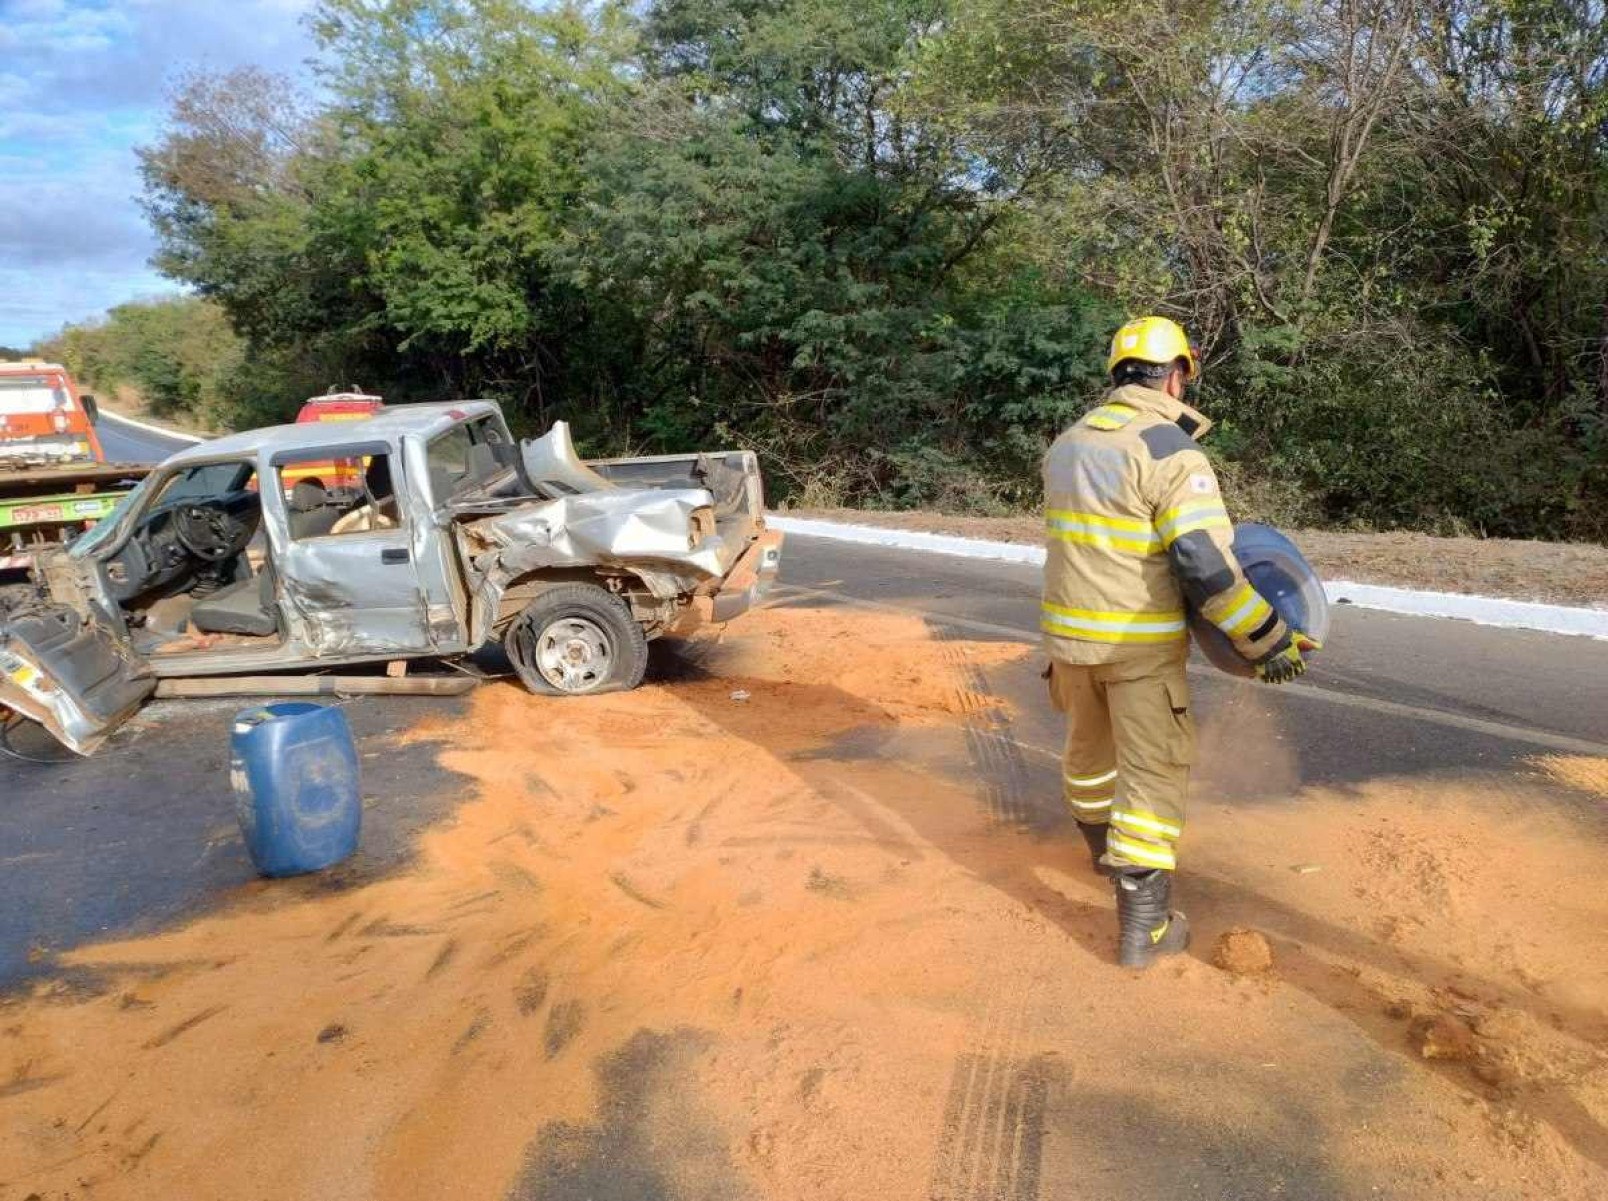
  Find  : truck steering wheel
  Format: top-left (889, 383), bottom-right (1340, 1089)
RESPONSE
top-left (174, 503), bottom-right (249, 563)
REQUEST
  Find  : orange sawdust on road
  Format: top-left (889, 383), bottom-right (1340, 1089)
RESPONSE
top-left (2, 605), bottom-right (1606, 1200)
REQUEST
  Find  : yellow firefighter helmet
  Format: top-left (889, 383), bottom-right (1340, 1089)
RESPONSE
top-left (1106, 316), bottom-right (1199, 379)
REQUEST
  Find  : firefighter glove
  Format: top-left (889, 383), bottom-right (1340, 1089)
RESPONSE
top-left (1254, 630), bottom-right (1321, 685)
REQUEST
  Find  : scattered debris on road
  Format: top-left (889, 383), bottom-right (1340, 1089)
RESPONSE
top-left (1409, 1013), bottom-right (1479, 1061)
top-left (1211, 927), bottom-right (1275, 976)
top-left (1534, 754), bottom-right (1608, 797)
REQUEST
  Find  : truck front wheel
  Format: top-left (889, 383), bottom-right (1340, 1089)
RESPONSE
top-left (503, 583), bottom-right (649, 697)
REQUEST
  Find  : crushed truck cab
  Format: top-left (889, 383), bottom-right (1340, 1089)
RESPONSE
top-left (0, 401), bottom-right (782, 754)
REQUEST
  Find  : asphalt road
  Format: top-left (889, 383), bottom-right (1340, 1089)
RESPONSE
top-left (0, 694), bottom-right (472, 987)
top-left (782, 537), bottom-right (1608, 753)
top-left (95, 410), bottom-right (198, 464)
top-left (13, 415), bottom-right (1607, 950)
top-left (91, 408), bottom-right (1608, 750)
top-left (7, 442), bottom-right (1604, 988)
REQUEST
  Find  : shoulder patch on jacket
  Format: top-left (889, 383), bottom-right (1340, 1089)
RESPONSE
top-left (1140, 422), bottom-right (1197, 460)
top-left (1084, 402), bottom-right (1137, 431)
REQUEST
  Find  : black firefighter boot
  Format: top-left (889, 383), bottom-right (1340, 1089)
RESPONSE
top-left (1114, 869), bottom-right (1190, 969)
top-left (1077, 822), bottom-right (1111, 874)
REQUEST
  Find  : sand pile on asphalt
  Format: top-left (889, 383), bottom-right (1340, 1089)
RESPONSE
top-left (1409, 1014), bottom-right (1479, 1061)
top-left (1533, 754), bottom-right (1608, 799)
top-left (1211, 927), bottom-right (1274, 976)
top-left (3, 605), bottom-right (1607, 1200)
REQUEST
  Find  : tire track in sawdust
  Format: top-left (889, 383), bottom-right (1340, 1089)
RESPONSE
top-left (928, 965), bottom-right (1060, 1201)
top-left (931, 621), bottom-right (1048, 829)
top-left (927, 621), bottom-right (1064, 1198)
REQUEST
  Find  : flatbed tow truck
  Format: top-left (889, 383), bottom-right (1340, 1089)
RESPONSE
top-left (0, 361), bottom-right (150, 593)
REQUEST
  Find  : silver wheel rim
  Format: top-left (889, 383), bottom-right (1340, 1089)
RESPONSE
top-left (534, 616), bottom-right (613, 694)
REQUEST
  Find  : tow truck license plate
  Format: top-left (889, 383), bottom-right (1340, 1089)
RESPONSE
top-left (12, 503), bottom-right (64, 523)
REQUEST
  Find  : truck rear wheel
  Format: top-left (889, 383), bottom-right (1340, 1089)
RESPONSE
top-left (503, 583), bottom-right (649, 697)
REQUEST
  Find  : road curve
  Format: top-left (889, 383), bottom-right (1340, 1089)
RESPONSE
top-left (6, 452), bottom-right (1606, 1200)
top-left (782, 536), bottom-right (1608, 749)
top-left (96, 411), bottom-right (199, 464)
top-left (68, 411), bottom-right (1608, 748)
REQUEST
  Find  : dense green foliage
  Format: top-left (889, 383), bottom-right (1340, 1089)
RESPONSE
top-left (54, 1), bottom-right (1608, 536)
top-left (35, 297), bottom-right (244, 426)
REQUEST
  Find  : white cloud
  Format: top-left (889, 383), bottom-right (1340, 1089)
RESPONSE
top-left (0, 109), bottom-right (128, 143)
top-left (0, 264), bottom-right (182, 346)
top-left (0, 0), bottom-right (317, 344)
top-left (0, 176), bottom-right (152, 268)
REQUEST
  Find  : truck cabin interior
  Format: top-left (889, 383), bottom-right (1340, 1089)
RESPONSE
top-left (95, 416), bottom-right (522, 657)
top-left (103, 451), bottom-right (408, 654)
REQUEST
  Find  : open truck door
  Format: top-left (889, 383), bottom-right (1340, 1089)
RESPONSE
top-left (0, 604), bottom-right (154, 755)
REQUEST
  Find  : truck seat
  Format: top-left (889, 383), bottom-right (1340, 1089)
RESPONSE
top-left (191, 566), bottom-right (278, 637)
top-left (287, 481), bottom-right (340, 539)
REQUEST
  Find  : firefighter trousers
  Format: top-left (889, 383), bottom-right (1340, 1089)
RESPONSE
top-left (1048, 646), bottom-right (1195, 872)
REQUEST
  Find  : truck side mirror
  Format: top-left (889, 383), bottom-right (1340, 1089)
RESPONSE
top-left (81, 394), bottom-right (99, 424)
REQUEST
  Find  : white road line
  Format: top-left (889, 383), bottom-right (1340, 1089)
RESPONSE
top-left (1324, 580), bottom-right (1608, 639)
top-left (1271, 678), bottom-right (1608, 757)
top-left (773, 584), bottom-right (1608, 758)
top-left (769, 515), bottom-right (1608, 640)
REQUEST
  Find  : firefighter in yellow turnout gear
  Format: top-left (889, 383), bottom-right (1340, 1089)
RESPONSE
top-left (1044, 317), bottom-right (1319, 968)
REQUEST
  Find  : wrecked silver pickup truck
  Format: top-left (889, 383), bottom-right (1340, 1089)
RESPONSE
top-left (0, 401), bottom-right (782, 754)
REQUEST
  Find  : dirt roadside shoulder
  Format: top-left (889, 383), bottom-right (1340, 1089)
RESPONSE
top-left (787, 508), bottom-right (1608, 609)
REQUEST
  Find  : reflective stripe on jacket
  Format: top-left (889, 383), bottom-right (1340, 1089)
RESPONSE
top-left (1041, 384), bottom-right (1288, 665)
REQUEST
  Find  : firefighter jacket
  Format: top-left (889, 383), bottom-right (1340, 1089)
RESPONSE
top-left (1041, 384), bottom-right (1289, 666)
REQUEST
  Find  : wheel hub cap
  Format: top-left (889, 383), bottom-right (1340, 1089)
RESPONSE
top-left (535, 617), bottom-right (612, 693)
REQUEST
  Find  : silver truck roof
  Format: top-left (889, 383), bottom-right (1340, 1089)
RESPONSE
top-left (162, 400), bottom-right (503, 467)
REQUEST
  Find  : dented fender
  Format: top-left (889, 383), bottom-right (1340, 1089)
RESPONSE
top-left (470, 488), bottom-right (729, 577)
top-left (462, 487), bottom-right (731, 637)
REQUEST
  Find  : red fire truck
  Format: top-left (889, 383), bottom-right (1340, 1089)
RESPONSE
top-left (282, 389), bottom-right (386, 501)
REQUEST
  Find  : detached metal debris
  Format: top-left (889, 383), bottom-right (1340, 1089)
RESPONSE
top-left (0, 402), bottom-right (782, 753)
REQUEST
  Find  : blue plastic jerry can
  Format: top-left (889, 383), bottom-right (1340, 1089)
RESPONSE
top-left (230, 702), bottom-right (362, 877)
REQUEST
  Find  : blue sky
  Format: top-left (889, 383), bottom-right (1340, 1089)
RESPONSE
top-left (0, 0), bottom-right (316, 347)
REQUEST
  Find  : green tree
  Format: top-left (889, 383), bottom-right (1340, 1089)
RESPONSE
top-left (37, 297), bottom-right (245, 425)
top-left (128, 0), bottom-right (1607, 537)
top-left (564, 0), bottom-right (1110, 503)
top-left (919, 0), bottom-right (1608, 536)
top-left (140, 2), bottom-right (629, 422)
